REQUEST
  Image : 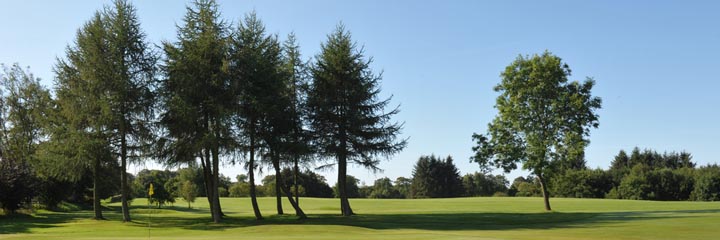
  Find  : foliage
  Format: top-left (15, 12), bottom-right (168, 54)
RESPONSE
top-left (133, 169), bottom-right (176, 207)
top-left (462, 172), bottom-right (509, 197)
top-left (551, 168), bottom-right (612, 198)
top-left (0, 160), bottom-right (35, 214)
top-left (369, 177), bottom-right (402, 199)
top-left (393, 177), bottom-right (412, 199)
top-left (411, 155), bottom-right (464, 198)
top-left (690, 165), bottom-right (720, 201)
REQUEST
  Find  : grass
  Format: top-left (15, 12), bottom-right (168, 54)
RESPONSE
top-left (1, 197), bottom-right (719, 239)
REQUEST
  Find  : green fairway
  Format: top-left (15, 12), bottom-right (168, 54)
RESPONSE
top-left (1, 197), bottom-right (719, 239)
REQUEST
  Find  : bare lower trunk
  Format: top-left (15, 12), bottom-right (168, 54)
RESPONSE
top-left (274, 157), bottom-right (283, 215)
top-left (278, 178), bottom-right (306, 219)
top-left (249, 132), bottom-right (263, 220)
top-left (338, 154), bottom-right (353, 216)
top-left (537, 174), bottom-right (552, 211)
top-left (120, 132), bottom-right (131, 222)
top-left (211, 145), bottom-right (222, 223)
top-left (93, 158), bottom-right (104, 220)
top-left (201, 150), bottom-right (216, 221)
top-left (293, 156), bottom-right (299, 213)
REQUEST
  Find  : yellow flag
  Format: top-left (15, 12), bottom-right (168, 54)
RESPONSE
top-left (149, 183), bottom-right (154, 197)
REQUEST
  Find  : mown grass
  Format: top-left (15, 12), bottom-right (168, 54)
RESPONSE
top-left (1, 197), bottom-right (719, 239)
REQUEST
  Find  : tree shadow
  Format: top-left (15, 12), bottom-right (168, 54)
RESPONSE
top-left (3, 208), bottom-right (718, 234)
top-left (0, 211), bottom-right (92, 234)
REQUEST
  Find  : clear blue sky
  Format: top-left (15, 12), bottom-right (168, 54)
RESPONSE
top-left (2, 1), bottom-right (719, 185)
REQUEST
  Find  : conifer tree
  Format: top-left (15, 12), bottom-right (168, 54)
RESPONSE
top-left (307, 25), bottom-right (406, 216)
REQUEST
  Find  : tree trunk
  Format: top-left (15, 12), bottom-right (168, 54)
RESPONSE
top-left (93, 158), bottom-right (104, 220)
top-left (537, 174), bottom-right (552, 211)
top-left (294, 156), bottom-right (299, 213)
top-left (120, 129), bottom-right (131, 222)
top-left (249, 130), bottom-right (263, 220)
top-left (201, 150), bottom-right (216, 221)
top-left (338, 153), bottom-right (353, 216)
top-left (274, 154), bottom-right (283, 215)
top-left (211, 145), bottom-right (222, 223)
top-left (278, 176), bottom-right (306, 219)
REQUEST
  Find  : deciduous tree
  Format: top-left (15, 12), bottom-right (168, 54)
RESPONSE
top-left (472, 51), bottom-right (601, 211)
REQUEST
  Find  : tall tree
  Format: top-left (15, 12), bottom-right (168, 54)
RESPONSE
top-left (158, 0), bottom-right (231, 223)
top-left (101, 0), bottom-right (156, 222)
top-left (281, 32), bottom-right (313, 214)
top-left (307, 24), bottom-right (406, 216)
top-left (472, 51), bottom-right (601, 211)
top-left (230, 12), bottom-right (306, 219)
top-left (52, 13), bottom-right (117, 220)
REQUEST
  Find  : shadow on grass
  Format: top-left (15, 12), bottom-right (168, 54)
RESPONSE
top-left (0, 211), bottom-right (93, 234)
top-left (3, 208), bottom-right (719, 234)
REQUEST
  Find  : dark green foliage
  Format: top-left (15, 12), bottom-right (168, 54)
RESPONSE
top-left (334, 175), bottom-right (361, 198)
top-left (462, 172), bottom-right (509, 197)
top-left (509, 176), bottom-right (541, 197)
top-left (551, 169), bottom-right (612, 198)
top-left (472, 51), bottom-right (601, 210)
top-left (133, 169), bottom-right (177, 207)
top-left (393, 177), bottom-right (412, 199)
top-left (307, 24), bottom-right (406, 216)
top-left (0, 160), bottom-right (35, 214)
top-left (411, 155), bottom-right (464, 198)
top-left (690, 165), bottom-right (720, 201)
top-left (369, 177), bottom-right (402, 199)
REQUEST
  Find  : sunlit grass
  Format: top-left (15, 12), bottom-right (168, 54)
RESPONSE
top-left (1, 197), bottom-right (719, 239)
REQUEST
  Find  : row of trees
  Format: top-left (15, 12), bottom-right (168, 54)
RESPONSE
top-left (0, 0), bottom-right (406, 221)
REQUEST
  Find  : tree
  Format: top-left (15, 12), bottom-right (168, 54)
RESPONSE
top-left (94, 0), bottom-right (157, 222)
top-left (410, 155), bottom-right (464, 198)
top-left (51, 12), bottom-right (118, 220)
top-left (307, 24), bottom-right (406, 216)
top-left (281, 32), bottom-right (313, 214)
top-left (369, 177), bottom-right (401, 199)
top-left (0, 64), bottom-right (52, 213)
top-left (230, 12), bottom-right (305, 219)
top-left (472, 51), bottom-right (601, 211)
top-left (157, 0), bottom-right (232, 223)
top-left (394, 177), bottom-right (412, 198)
top-left (180, 180), bottom-right (198, 208)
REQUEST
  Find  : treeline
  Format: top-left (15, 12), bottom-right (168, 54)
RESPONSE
top-left (0, 0), bottom-right (406, 220)
top-left (501, 148), bottom-right (720, 201)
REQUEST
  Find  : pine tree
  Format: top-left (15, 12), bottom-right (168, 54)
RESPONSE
top-left (307, 24), bottom-right (406, 216)
top-left (229, 12), bottom-right (306, 219)
top-left (52, 12), bottom-right (119, 219)
top-left (158, 0), bottom-right (231, 223)
top-left (102, 0), bottom-right (156, 222)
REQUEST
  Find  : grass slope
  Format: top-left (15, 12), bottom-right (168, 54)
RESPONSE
top-left (1, 197), bottom-right (719, 239)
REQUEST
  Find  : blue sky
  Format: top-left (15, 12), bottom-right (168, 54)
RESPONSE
top-left (2, 1), bottom-right (719, 185)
